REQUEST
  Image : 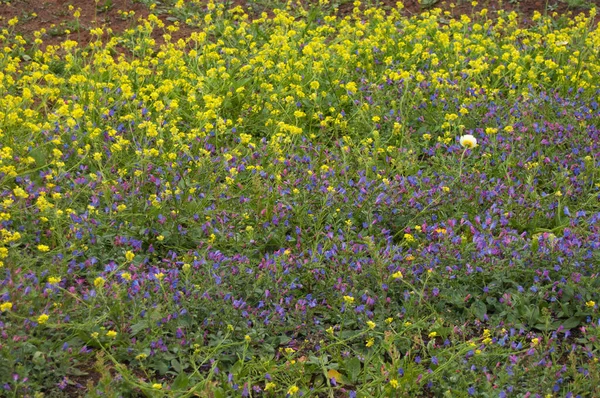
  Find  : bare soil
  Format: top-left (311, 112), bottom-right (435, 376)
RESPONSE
top-left (1, 0), bottom-right (599, 48)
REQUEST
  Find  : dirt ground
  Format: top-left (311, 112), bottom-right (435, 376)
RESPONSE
top-left (1, 0), bottom-right (599, 48)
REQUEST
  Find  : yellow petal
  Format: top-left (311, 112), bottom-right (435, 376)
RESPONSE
top-left (327, 369), bottom-right (344, 383)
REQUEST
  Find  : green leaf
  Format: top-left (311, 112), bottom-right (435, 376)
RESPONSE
top-left (528, 305), bottom-right (540, 325)
top-left (30, 147), bottom-right (47, 166)
top-left (130, 321), bottom-right (147, 336)
top-left (213, 388), bottom-right (227, 398)
top-left (560, 317), bottom-right (582, 330)
top-left (534, 323), bottom-right (551, 331)
top-left (66, 367), bottom-right (89, 376)
top-left (172, 372), bottom-right (189, 390)
top-left (32, 351), bottom-right (45, 366)
top-left (470, 301), bottom-right (487, 321)
top-left (155, 361), bottom-right (169, 375)
top-left (345, 357), bottom-right (361, 382)
top-left (171, 359), bottom-right (182, 373)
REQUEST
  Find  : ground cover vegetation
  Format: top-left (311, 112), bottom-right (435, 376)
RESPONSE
top-left (1, 0), bottom-right (600, 396)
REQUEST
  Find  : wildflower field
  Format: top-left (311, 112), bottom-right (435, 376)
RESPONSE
top-left (1, 0), bottom-right (600, 396)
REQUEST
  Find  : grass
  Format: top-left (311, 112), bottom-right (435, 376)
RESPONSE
top-left (1, 1), bottom-right (600, 396)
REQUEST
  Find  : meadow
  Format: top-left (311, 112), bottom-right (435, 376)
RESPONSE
top-left (1, 0), bottom-right (600, 396)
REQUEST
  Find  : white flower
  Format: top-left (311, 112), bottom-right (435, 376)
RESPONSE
top-left (459, 134), bottom-right (477, 149)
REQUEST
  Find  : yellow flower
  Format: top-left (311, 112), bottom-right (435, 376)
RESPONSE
top-left (0, 302), bottom-right (13, 312)
top-left (326, 326), bottom-right (334, 335)
top-left (244, 335), bottom-right (251, 342)
top-left (531, 337), bottom-right (540, 346)
top-left (390, 378), bottom-right (399, 388)
top-left (37, 245), bottom-right (50, 252)
top-left (287, 385), bottom-right (299, 395)
top-left (91, 332), bottom-right (99, 339)
top-left (365, 338), bottom-right (375, 347)
top-left (121, 272), bottom-right (131, 281)
top-left (48, 276), bottom-right (61, 284)
top-left (265, 382), bottom-right (276, 391)
top-left (385, 317), bottom-right (393, 324)
top-left (37, 314), bottom-right (49, 324)
top-left (367, 321), bottom-right (376, 330)
top-left (125, 251), bottom-right (135, 261)
top-left (392, 271), bottom-right (403, 279)
top-left (136, 353), bottom-right (147, 360)
top-left (586, 301), bottom-right (596, 308)
top-left (152, 383), bottom-right (162, 390)
top-left (106, 330), bottom-right (117, 338)
top-left (459, 134), bottom-right (477, 149)
top-left (13, 187), bottom-right (28, 199)
top-left (94, 277), bottom-right (105, 288)
top-left (428, 331), bottom-right (438, 338)
top-left (343, 295), bottom-right (355, 304)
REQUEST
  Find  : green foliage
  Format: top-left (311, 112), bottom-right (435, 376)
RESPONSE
top-left (1, 0), bottom-right (600, 396)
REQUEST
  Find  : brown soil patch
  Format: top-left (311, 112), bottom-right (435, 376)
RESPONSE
top-left (0, 0), bottom-right (195, 48)
top-left (0, 0), bottom-right (600, 46)
top-left (1, 0), bottom-right (599, 49)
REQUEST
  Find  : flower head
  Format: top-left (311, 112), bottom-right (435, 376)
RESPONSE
top-left (265, 382), bottom-right (276, 391)
top-left (94, 277), bottom-right (105, 288)
top-left (586, 301), bottom-right (596, 308)
top-left (459, 134), bottom-right (477, 149)
top-left (0, 302), bottom-right (13, 312)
